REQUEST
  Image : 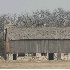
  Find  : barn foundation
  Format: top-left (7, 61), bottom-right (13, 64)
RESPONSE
top-left (6, 53), bottom-right (70, 61)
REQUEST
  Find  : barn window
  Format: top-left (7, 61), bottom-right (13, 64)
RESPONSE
top-left (64, 53), bottom-right (68, 55)
top-left (18, 53), bottom-right (25, 57)
top-left (32, 53), bottom-right (36, 56)
top-left (41, 53), bottom-right (47, 56)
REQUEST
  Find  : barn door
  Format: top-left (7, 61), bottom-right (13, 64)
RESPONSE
top-left (48, 53), bottom-right (54, 60)
top-left (13, 54), bottom-right (17, 60)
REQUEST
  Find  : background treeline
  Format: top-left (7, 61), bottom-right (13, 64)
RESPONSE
top-left (0, 8), bottom-right (70, 27)
top-left (0, 8), bottom-right (70, 59)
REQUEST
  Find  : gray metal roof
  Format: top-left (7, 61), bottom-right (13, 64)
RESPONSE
top-left (7, 27), bottom-right (70, 40)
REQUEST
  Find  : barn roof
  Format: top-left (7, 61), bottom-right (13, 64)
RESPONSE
top-left (7, 27), bottom-right (70, 40)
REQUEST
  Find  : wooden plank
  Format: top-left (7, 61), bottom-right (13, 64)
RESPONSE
top-left (49, 40), bottom-right (58, 53)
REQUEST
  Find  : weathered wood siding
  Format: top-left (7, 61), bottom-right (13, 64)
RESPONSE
top-left (48, 40), bottom-right (58, 53)
top-left (9, 39), bottom-right (70, 54)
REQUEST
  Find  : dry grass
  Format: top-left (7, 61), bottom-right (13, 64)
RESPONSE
top-left (0, 60), bottom-right (70, 69)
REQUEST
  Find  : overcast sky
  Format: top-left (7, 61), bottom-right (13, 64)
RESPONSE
top-left (0, 0), bottom-right (70, 14)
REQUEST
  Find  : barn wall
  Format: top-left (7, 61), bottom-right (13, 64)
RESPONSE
top-left (9, 39), bottom-right (70, 54)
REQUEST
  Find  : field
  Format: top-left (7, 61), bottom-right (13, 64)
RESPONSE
top-left (0, 60), bottom-right (70, 69)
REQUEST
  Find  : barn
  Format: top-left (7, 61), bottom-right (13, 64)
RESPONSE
top-left (4, 23), bottom-right (70, 60)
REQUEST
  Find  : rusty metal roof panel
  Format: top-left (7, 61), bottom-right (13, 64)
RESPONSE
top-left (7, 27), bottom-right (70, 40)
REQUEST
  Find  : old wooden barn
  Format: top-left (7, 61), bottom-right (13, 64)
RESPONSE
top-left (4, 24), bottom-right (70, 60)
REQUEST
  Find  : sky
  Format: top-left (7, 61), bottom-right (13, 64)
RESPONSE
top-left (0, 0), bottom-right (70, 14)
